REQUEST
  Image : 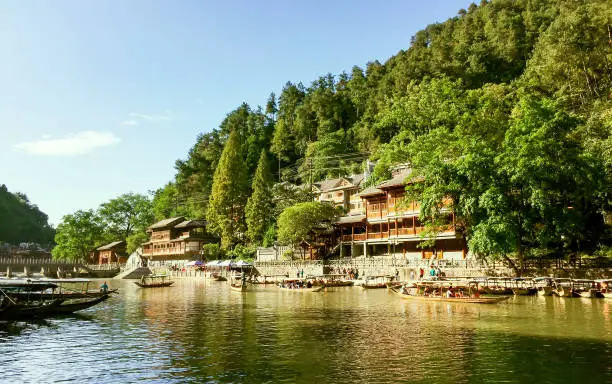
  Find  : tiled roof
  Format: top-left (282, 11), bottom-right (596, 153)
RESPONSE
top-left (148, 217), bottom-right (185, 230)
top-left (96, 240), bottom-right (125, 251)
top-left (376, 168), bottom-right (412, 189)
top-left (335, 215), bottom-right (366, 225)
top-left (174, 219), bottom-right (207, 229)
top-left (358, 186), bottom-right (384, 197)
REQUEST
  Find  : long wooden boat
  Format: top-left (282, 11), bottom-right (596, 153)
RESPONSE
top-left (362, 282), bottom-right (388, 289)
top-left (278, 285), bottom-right (324, 292)
top-left (134, 275), bottom-right (174, 288)
top-left (134, 280), bottom-right (174, 288)
top-left (390, 288), bottom-right (509, 304)
top-left (0, 295), bottom-right (111, 319)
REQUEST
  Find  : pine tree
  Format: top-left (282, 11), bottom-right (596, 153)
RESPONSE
top-left (206, 130), bottom-right (248, 249)
top-left (245, 151), bottom-right (274, 244)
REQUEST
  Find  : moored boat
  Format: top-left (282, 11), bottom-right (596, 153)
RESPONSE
top-left (134, 275), bottom-right (174, 288)
top-left (595, 279), bottom-right (612, 299)
top-left (0, 279), bottom-right (112, 319)
top-left (391, 281), bottom-right (510, 304)
top-left (230, 283), bottom-right (247, 292)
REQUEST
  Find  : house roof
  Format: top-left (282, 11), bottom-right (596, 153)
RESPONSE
top-left (96, 240), bottom-right (126, 251)
top-left (147, 217), bottom-right (185, 230)
top-left (174, 219), bottom-right (207, 229)
top-left (316, 174), bottom-right (366, 192)
top-left (376, 168), bottom-right (413, 189)
top-left (358, 185), bottom-right (384, 197)
top-left (335, 214), bottom-right (366, 225)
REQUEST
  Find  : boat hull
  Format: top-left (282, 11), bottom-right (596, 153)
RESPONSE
top-left (134, 281), bottom-right (175, 288)
top-left (278, 286), bottom-right (324, 292)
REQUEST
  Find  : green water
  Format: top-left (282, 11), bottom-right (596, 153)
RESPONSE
top-left (0, 279), bottom-right (610, 383)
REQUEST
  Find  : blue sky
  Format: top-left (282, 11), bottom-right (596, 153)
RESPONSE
top-left (0, 0), bottom-right (470, 225)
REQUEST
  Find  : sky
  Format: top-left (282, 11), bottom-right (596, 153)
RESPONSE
top-left (0, 0), bottom-right (471, 225)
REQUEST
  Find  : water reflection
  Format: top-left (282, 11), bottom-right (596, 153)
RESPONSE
top-left (0, 279), bottom-right (609, 383)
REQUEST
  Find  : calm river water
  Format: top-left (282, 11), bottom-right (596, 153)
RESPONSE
top-left (0, 279), bottom-right (610, 383)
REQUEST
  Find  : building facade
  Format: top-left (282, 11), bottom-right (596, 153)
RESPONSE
top-left (335, 168), bottom-right (467, 260)
top-left (141, 217), bottom-right (208, 261)
top-left (312, 174), bottom-right (365, 215)
top-left (93, 240), bottom-right (128, 265)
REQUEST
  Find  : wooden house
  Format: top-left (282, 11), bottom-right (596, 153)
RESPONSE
top-left (312, 174), bottom-right (365, 214)
top-left (94, 240), bottom-right (128, 265)
top-left (141, 217), bottom-right (209, 261)
top-left (335, 168), bottom-right (466, 260)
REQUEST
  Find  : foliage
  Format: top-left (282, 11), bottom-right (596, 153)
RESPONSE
top-left (126, 231), bottom-right (149, 254)
top-left (98, 193), bottom-right (153, 239)
top-left (262, 224), bottom-right (276, 247)
top-left (202, 243), bottom-right (225, 260)
top-left (0, 184), bottom-right (55, 245)
top-left (206, 130), bottom-right (249, 248)
top-left (282, 249), bottom-right (295, 261)
top-left (52, 210), bottom-right (105, 261)
top-left (277, 202), bottom-right (337, 246)
top-left (245, 151), bottom-right (274, 244)
top-left (227, 244), bottom-right (256, 260)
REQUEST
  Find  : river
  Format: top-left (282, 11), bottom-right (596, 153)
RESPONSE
top-left (0, 279), bottom-right (610, 383)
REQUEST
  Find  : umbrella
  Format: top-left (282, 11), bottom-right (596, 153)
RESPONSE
top-left (185, 260), bottom-right (197, 267)
top-left (235, 260), bottom-right (253, 267)
top-left (194, 260), bottom-right (204, 266)
top-left (219, 260), bottom-right (233, 267)
top-left (206, 260), bottom-right (220, 267)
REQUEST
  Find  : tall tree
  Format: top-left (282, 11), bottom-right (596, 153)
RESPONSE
top-left (245, 151), bottom-right (274, 244)
top-left (98, 193), bottom-right (153, 240)
top-left (206, 130), bottom-right (249, 248)
top-left (52, 210), bottom-right (105, 261)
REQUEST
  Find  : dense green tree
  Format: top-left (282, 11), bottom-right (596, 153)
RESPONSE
top-left (245, 151), bottom-right (274, 244)
top-left (206, 130), bottom-right (249, 249)
top-left (277, 202), bottom-right (337, 250)
top-left (0, 185), bottom-right (55, 245)
top-left (52, 210), bottom-right (105, 261)
top-left (98, 193), bottom-right (153, 240)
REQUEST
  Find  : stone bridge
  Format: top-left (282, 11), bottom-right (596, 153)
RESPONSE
top-left (0, 257), bottom-right (95, 277)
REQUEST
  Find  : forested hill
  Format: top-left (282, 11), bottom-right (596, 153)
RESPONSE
top-left (0, 185), bottom-right (55, 245)
top-left (149, 0), bottom-right (610, 257)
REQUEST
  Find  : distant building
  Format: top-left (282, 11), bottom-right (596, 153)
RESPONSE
top-left (93, 240), bottom-right (128, 265)
top-left (141, 217), bottom-right (209, 261)
top-left (312, 174), bottom-right (365, 214)
top-left (334, 167), bottom-right (466, 260)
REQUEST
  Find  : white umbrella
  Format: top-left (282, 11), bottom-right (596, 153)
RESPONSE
top-left (185, 260), bottom-right (197, 267)
top-left (206, 260), bottom-right (220, 266)
top-left (235, 260), bottom-right (252, 267)
top-left (219, 260), bottom-right (233, 267)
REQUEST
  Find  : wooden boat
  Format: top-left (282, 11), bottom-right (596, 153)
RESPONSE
top-left (278, 285), bottom-right (324, 292)
top-left (230, 283), bottom-right (247, 292)
top-left (212, 274), bottom-right (227, 282)
top-left (390, 287), bottom-right (510, 304)
top-left (386, 281), bottom-right (403, 289)
top-left (595, 279), bottom-right (612, 299)
top-left (572, 279), bottom-right (602, 298)
top-left (362, 275), bottom-right (394, 289)
top-left (0, 279), bottom-right (112, 319)
top-left (134, 275), bottom-right (174, 288)
top-left (510, 278), bottom-right (537, 296)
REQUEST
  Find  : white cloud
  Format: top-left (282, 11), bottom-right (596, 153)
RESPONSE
top-left (128, 112), bottom-right (170, 121)
top-left (120, 120), bottom-right (139, 126)
top-left (14, 131), bottom-right (121, 156)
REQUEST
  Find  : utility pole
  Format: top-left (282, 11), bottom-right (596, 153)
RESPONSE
top-left (309, 158), bottom-right (313, 188)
